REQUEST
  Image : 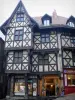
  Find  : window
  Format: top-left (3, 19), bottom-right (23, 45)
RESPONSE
top-left (71, 39), bottom-right (75, 44)
top-left (39, 55), bottom-right (48, 64)
top-left (67, 22), bottom-right (74, 27)
top-left (16, 13), bottom-right (24, 22)
top-left (14, 79), bottom-right (25, 96)
top-left (67, 75), bottom-right (75, 86)
top-left (28, 78), bottom-right (37, 96)
top-left (14, 30), bottom-right (23, 41)
top-left (44, 55), bottom-right (49, 64)
top-left (14, 52), bottom-right (22, 63)
top-left (72, 52), bottom-right (75, 62)
top-left (41, 34), bottom-right (49, 43)
top-left (39, 55), bottom-right (43, 64)
top-left (44, 20), bottom-right (50, 26)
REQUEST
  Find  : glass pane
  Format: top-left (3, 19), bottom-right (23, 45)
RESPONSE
top-left (39, 55), bottom-right (42, 59)
top-left (20, 18), bottom-right (24, 21)
top-left (17, 14), bottom-right (20, 17)
top-left (41, 38), bottom-right (45, 42)
top-left (47, 20), bottom-right (50, 25)
top-left (16, 18), bottom-right (21, 22)
top-left (71, 40), bottom-right (73, 43)
top-left (19, 36), bottom-right (22, 40)
top-left (46, 34), bottom-right (49, 37)
top-left (44, 55), bottom-right (48, 59)
top-left (19, 58), bottom-right (22, 63)
top-left (46, 37), bottom-right (49, 42)
top-left (42, 34), bottom-right (45, 37)
top-left (39, 60), bottom-right (43, 64)
top-left (74, 40), bottom-right (75, 43)
top-left (28, 79), bottom-right (33, 96)
top-left (15, 36), bottom-right (18, 41)
top-left (19, 52), bottom-right (22, 57)
top-left (15, 52), bottom-right (18, 57)
top-left (44, 60), bottom-right (48, 64)
top-left (15, 31), bottom-right (19, 35)
top-left (20, 30), bottom-right (23, 35)
top-left (44, 20), bottom-right (47, 26)
top-left (14, 79), bottom-right (25, 96)
top-left (14, 58), bottom-right (18, 63)
top-left (20, 14), bottom-right (24, 17)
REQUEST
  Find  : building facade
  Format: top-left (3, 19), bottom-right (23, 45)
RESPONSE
top-left (0, 37), bottom-right (7, 99)
top-left (0, 1), bottom-right (75, 99)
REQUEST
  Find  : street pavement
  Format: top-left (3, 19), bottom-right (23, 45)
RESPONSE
top-left (54, 93), bottom-right (75, 100)
top-left (1, 94), bottom-right (75, 100)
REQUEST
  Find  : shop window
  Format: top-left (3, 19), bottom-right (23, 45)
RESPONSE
top-left (14, 79), bottom-right (25, 95)
top-left (28, 79), bottom-right (37, 96)
top-left (28, 79), bottom-right (33, 96)
top-left (67, 75), bottom-right (75, 86)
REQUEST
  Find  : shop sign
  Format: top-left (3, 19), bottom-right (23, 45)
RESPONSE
top-left (64, 70), bottom-right (75, 74)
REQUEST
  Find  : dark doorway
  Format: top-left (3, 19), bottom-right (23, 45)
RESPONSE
top-left (46, 84), bottom-right (55, 96)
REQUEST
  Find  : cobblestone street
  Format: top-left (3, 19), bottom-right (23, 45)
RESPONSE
top-left (54, 93), bottom-right (75, 100)
top-left (1, 94), bottom-right (75, 100)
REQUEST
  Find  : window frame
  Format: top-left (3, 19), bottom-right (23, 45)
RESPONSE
top-left (67, 22), bottom-right (75, 27)
top-left (72, 52), bottom-right (75, 63)
top-left (39, 54), bottom-right (49, 65)
top-left (14, 52), bottom-right (23, 63)
top-left (14, 29), bottom-right (23, 41)
top-left (16, 13), bottom-right (24, 22)
top-left (44, 19), bottom-right (50, 26)
top-left (14, 78), bottom-right (25, 96)
top-left (67, 74), bottom-right (75, 86)
top-left (41, 34), bottom-right (50, 43)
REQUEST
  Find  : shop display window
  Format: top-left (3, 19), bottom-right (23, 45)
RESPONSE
top-left (67, 75), bottom-right (75, 86)
top-left (28, 79), bottom-right (33, 96)
top-left (14, 79), bottom-right (25, 95)
top-left (28, 79), bottom-right (37, 96)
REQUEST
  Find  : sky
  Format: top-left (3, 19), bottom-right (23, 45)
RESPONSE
top-left (0, 0), bottom-right (75, 40)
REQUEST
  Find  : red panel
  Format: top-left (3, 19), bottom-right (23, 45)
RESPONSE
top-left (65, 86), bottom-right (75, 95)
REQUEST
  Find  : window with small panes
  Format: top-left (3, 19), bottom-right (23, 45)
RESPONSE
top-left (14, 30), bottom-right (23, 41)
top-left (39, 54), bottom-right (48, 65)
top-left (16, 13), bottom-right (24, 22)
top-left (14, 52), bottom-right (22, 63)
top-left (41, 34), bottom-right (50, 43)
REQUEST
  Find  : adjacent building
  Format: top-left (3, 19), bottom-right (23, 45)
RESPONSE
top-left (0, 1), bottom-right (75, 99)
top-left (0, 37), bottom-right (7, 99)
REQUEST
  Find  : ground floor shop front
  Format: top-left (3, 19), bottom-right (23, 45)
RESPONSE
top-left (7, 73), bottom-right (62, 99)
top-left (64, 69), bottom-right (75, 95)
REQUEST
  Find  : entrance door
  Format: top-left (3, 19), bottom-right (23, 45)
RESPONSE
top-left (39, 75), bottom-right (60, 96)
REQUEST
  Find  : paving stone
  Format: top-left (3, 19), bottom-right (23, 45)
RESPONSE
top-left (54, 94), bottom-right (75, 100)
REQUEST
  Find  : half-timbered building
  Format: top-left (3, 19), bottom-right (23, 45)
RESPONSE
top-left (0, 1), bottom-right (75, 99)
